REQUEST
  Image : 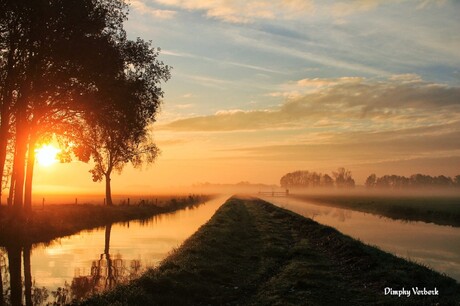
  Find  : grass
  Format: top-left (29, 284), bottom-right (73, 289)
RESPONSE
top-left (0, 194), bottom-right (210, 246)
top-left (79, 196), bottom-right (460, 305)
top-left (291, 194), bottom-right (460, 227)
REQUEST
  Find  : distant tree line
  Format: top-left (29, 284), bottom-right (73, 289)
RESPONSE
top-left (281, 170), bottom-right (460, 190)
top-left (280, 168), bottom-right (355, 189)
top-left (365, 174), bottom-right (460, 189)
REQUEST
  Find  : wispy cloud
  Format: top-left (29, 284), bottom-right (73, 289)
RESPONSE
top-left (162, 49), bottom-right (285, 74)
top-left (145, 0), bottom-right (449, 23)
top-left (153, 0), bottom-right (315, 23)
top-left (130, 0), bottom-right (176, 18)
top-left (296, 76), bottom-right (364, 88)
top-left (161, 75), bottom-right (460, 131)
top-left (228, 122), bottom-right (460, 165)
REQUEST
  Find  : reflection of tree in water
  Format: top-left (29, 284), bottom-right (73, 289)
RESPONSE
top-left (332, 209), bottom-right (352, 222)
top-left (1, 249), bottom-right (6, 306)
top-left (0, 245), bottom-right (51, 306)
top-left (0, 225), bottom-right (145, 305)
top-left (70, 224), bottom-right (144, 302)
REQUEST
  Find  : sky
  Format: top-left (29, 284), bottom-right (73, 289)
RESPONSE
top-left (34, 0), bottom-right (460, 196)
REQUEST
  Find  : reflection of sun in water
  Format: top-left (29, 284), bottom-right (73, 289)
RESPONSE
top-left (36, 144), bottom-right (60, 167)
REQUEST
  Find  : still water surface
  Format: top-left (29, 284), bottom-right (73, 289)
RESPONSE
top-left (1, 195), bottom-right (459, 304)
top-left (262, 196), bottom-right (460, 282)
top-left (0, 195), bottom-right (228, 305)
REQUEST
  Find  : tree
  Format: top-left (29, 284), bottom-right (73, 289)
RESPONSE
top-left (280, 170), bottom-right (334, 188)
top-left (68, 38), bottom-right (170, 206)
top-left (333, 167), bottom-right (355, 188)
top-left (365, 173), bottom-right (377, 188)
top-left (1, 0), bottom-right (129, 212)
top-left (321, 174), bottom-right (334, 187)
top-left (455, 175), bottom-right (460, 187)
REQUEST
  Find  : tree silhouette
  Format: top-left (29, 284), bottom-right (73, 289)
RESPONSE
top-left (455, 175), bottom-right (460, 187)
top-left (365, 173), bottom-right (457, 189)
top-left (68, 39), bottom-right (169, 206)
top-left (332, 167), bottom-right (355, 188)
top-left (6, 245), bottom-right (21, 306)
top-left (280, 170), bottom-right (340, 188)
top-left (0, 0), bottom-right (167, 211)
top-left (365, 174), bottom-right (377, 188)
top-left (1, 0), bottom-right (129, 211)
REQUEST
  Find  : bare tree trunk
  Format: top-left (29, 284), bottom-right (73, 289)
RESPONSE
top-left (24, 137), bottom-right (36, 213)
top-left (105, 172), bottom-right (113, 206)
top-left (0, 120), bottom-right (10, 206)
top-left (12, 120), bottom-right (28, 213)
top-left (7, 167), bottom-right (15, 207)
top-left (0, 28), bottom-right (17, 207)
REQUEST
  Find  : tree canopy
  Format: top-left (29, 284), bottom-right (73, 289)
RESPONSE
top-left (0, 0), bottom-right (169, 210)
top-left (365, 173), bottom-right (460, 189)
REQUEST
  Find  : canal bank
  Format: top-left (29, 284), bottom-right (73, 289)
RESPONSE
top-left (0, 195), bottom-right (209, 246)
top-left (81, 197), bottom-right (460, 305)
top-left (263, 196), bottom-right (460, 282)
top-left (0, 195), bottom-right (227, 305)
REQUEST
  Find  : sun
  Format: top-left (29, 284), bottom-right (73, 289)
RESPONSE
top-left (35, 144), bottom-right (60, 167)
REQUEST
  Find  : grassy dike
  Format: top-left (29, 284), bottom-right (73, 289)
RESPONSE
top-left (0, 195), bottom-right (208, 246)
top-left (79, 197), bottom-right (460, 305)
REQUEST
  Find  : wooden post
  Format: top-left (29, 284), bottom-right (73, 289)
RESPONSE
top-left (42, 198), bottom-right (45, 209)
top-left (128, 198), bottom-right (130, 205)
top-left (75, 198), bottom-right (78, 205)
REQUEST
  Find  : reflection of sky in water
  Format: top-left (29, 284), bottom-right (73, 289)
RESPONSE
top-left (28, 195), bottom-right (228, 290)
top-left (265, 197), bottom-right (460, 282)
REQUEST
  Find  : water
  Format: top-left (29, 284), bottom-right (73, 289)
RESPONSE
top-left (2, 195), bottom-right (459, 304)
top-left (0, 195), bottom-right (228, 305)
top-left (262, 196), bottom-right (460, 282)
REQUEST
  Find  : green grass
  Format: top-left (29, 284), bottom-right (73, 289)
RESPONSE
top-left (0, 195), bottom-right (209, 246)
top-left (79, 197), bottom-right (460, 305)
top-left (292, 194), bottom-right (460, 227)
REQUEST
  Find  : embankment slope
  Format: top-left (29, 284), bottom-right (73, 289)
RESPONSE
top-left (80, 197), bottom-right (460, 305)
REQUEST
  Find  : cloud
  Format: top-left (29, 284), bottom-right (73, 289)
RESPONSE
top-left (130, 0), bottom-right (176, 18)
top-left (162, 49), bottom-right (285, 74)
top-left (175, 103), bottom-right (194, 109)
top-left (143, 0), bottom-right (449, 23)
top-left (296, 76), bottom-right (364, 88)
top-left (330, 0), bottom-right (447, 17)
top-left (416, 0), bottom-right (447, 9)
top-left (161, 75), bottom-right (460, 131)
top-left (228, 122), bottom-right (460, 163)
top-left (152, 0), bottom-right (315, 23)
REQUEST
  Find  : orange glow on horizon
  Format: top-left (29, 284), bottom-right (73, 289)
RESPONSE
top-left (36, 144), bottom-right (60, 167)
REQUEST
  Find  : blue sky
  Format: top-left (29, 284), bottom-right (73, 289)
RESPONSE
top-left (121, 0), bottom-right (460, 186)
top-left (35, 0), bottom-right (460, 193)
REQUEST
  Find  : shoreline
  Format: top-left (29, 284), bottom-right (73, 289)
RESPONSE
top-left (80, 196), bottom-right (460, 305)
top-left (291, 194), bottom-right (460, 227)
top-left (0, 194), bottom-right (210, 246)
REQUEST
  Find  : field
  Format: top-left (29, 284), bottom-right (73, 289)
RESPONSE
top-left (291, 193), bottom-right (460, 227)
top-left (80, 197), bottom-right (460, 305)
